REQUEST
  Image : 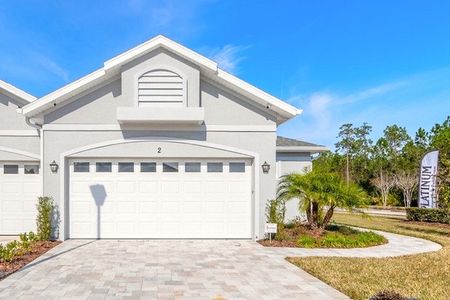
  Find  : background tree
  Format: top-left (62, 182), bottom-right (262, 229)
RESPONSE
top-left (429, 116), bottom-right (450, 208)
top-left (335, 123), bottom-right (356, 184)
top-left (371, 173), bottom-right (395, 207)
top-left (335, 123), bottom-right (373, 184)
top-left (394, 171), bottom-right (418, 207)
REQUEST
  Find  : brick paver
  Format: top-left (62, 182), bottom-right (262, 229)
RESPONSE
top-left (0, 229), bottom-right (441, 299)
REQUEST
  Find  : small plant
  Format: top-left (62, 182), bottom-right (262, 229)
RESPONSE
top-left (265, 199), bottom-right (286, 240)
top-left (0, 240), bottom-right (19, 262)
top-left (18, 231), bottom-right (38, 254)
top-left (369, 290), bottom-right (411, 300)
top-left (296, 236), bottom-right (315, 248)
top-left (36, 197), bottom-right (56, 241)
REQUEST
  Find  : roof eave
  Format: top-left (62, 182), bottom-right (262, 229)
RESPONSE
top-left (0, 80), bottom-right (36, 104)
top-left (276, 145), bottom-right (329, 153)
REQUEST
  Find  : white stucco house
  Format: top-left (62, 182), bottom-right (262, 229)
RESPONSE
top-left (1, 35), bottom-right (327, 240)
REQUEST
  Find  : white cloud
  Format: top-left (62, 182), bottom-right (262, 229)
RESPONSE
top-left (31, 53), bottom-right (69, 82)
top-left (208, 44), bottom-right (250, 74)
top-left (283, 80), bottom-right (408, 147)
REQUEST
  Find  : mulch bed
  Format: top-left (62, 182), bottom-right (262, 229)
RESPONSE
top-left (0, 241), bottom-right (61, 280)
top-left (258, 226), bottom-right (323, 248)
top-left (259, 239), bottom-right (297, 247)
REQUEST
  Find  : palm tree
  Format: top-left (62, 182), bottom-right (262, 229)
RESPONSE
top-left (277, 171), bottom-right (368, 231)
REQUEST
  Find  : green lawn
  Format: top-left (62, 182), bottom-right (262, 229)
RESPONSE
top-left (288, 213), bottom-right (450, 300)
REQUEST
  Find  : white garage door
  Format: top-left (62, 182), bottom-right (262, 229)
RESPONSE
top-left (0, 162), bottom-right (40, 234)
top-left (69, 159), bottom-right (252, 239)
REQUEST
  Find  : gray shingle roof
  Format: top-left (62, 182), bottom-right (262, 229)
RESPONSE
top-left (276, 136), bottom-right (324, 147)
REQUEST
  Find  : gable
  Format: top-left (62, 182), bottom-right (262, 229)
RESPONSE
top-left (20, 35), bottom-right (300, 124)
top-left (42, 47), bottom-right (278, 126)
top-left (0, 93), bottom-right (34, 130)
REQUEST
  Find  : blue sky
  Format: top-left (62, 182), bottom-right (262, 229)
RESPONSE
top-left (1, 1), bottom-right (450, 148)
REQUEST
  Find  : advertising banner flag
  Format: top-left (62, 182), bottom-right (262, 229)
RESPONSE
top-left (419, 151), bottom-right (439, 208)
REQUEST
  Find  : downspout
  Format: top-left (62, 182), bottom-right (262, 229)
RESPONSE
top-left (25, 116), bottom-right (42, 134)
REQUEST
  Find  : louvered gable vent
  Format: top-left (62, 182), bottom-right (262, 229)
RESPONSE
top-left (138, 69), bottom-right (185, 107)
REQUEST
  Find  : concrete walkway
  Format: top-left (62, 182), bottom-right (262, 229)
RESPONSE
top-left (0, 229), bottom-right (441, 299)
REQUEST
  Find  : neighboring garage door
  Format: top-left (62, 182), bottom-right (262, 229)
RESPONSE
top-left (0, 162), bottom-right (40, 234)
top-left (69, 159), bottom-right (252, 239)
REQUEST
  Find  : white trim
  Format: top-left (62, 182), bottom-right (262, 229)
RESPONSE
top-left (0, 130), bottom-right (39, 137)
top-left (0, 146), bottom-right (40, 161)
top-left (216, 69), bottom-right (302, 118)
top-left (58, 137), bottom-right (261, 241)
top-left (0, 80), bottom-right (36, 104)
top-left (20, 69), bottom-right (106, 116)
top-left (19, 35), bottom-right (300, 123)
top-left (42, 124), bottom-right (277, 132)
top-left (276, 146), bottom-right (329, 153)
top-left (104, 35), bottom-right (217, 73)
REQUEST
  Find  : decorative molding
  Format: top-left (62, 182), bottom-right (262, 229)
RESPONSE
top-left (276, 145), bottom-right (329, 153)
top-left (0, 130), bottom-right (39, 137)
top-left (0, 146), bottom-right (40, 160)
top-left (42, 124), bottom-right (276, 132)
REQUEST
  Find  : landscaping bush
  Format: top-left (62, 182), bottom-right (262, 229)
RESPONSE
top-left (36, 196), bottom-right (56, 240)
top-left (369, 290), bottom-right (412, 300)
top-left (406, 207), bottom-right (450, 224)
top-left (265, 199), bottom-right (286, 240)
top-left (0, 232), bottom-right (39, 263)
top-left (0, 241), bottom-right (20, 262)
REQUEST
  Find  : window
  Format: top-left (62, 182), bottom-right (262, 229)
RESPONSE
top-left (163, 162), bottom-right (178, 173)
top-left (3, 164), bottom-right (18, 174)
top-left (185, 162), bottom-right (201, 173)
top-left (118, 162), bottom-right (134, 173)
top-left (96, 162), bottom-right (112, 173)
top-left (74, 162), bottom-right (89, 173)
top-left (229, 162), bottom-right (245, 173)
top-left (140, 162), bottom-right (156, 173)
top-left (24, 164), bottom-right (40, 174)
top-left (207, 162), bottom-right (223, 173)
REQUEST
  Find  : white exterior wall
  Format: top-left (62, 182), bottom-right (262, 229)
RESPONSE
top-left (276, 152), bottom-right (312, 222)
top-left (37, 49), bottom-right (278, 240)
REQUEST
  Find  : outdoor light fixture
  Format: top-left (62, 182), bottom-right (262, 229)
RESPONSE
top-left (261, 161), bottom-right (270, 174)
top-left (50, 160), bottom-right (59, 173)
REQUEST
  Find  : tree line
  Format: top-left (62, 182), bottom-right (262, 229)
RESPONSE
top-left (313, 116), bottom-right (450, 208)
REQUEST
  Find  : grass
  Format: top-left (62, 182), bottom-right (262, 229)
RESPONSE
top-left (288, 213), bottom-right (450, 300)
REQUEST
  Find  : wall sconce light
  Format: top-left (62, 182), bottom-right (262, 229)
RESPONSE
top-left (261, 161), bottom-right (270, 174)
top-left (50, 160), bottom-right (59, 173)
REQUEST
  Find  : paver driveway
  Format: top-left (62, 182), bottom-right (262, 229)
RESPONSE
top-left (0, 239), bottom-right (347, 299)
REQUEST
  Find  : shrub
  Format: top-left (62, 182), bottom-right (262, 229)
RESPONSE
top-left (265, 199), bottom-right (286, 240)
top-left (406, 207), bottom-right (450, 224)
top-left (370, 290), bottom-right (411, 300)
top-left (18, 231), bottom-right (38, 254)
top-left (36, 197), bottom-right (56, 240)
top-left (0, 240), bottom-right (20, 262)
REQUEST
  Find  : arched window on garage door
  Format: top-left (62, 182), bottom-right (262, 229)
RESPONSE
top-left (137, 69), bottom-right (185, 107)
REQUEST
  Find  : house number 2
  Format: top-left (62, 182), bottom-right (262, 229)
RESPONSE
top-left (157, 147), bottom-right (162, 153)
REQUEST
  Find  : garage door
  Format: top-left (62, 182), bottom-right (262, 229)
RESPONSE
top-left (69, 159), bottom-right (252, 239)
top-left (0, 162), bottom-right (40, 234)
